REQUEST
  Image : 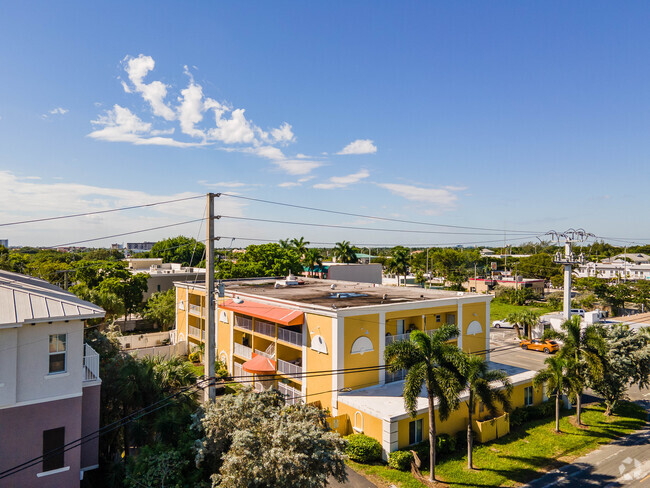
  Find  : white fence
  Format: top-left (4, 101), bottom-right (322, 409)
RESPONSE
top-left (126, 341), bottom-right (187, 360)
top-left (188, 325), bottom-right (204, 340)
top-left (83, 343), bottom-right (100, 382)
top-left (278, 327), bottom-right (302, 346)
top-left (234, 343), bottom-right (253, 359)
top-left (117, 330), bottom-right (172, 350)
top-left (278, 382), bottom-right (302, 405)
top-left (234, 315), bottom-right (253, 331)
top-left (277, 358), bottom-right (302, 376)
top-left (256, 320), bottom-right (275, 337)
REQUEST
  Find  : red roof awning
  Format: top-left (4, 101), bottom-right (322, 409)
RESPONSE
top-left (220, 299), bottom-right (304, 326)
top-left (242, 354), bottom-right (276, 374)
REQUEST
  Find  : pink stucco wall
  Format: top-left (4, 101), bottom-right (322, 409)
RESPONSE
top-left (80, 383), bottom-right (101, 470)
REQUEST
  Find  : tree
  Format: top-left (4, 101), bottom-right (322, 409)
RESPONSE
top-left (589, 324), bottom-right (650, 415)
top-left (544, 315), bottom-right (605, 425)
top-left (516, 253), bottom-right (561, 281)
top-left (143, 289), bottom-right (176, 330)
top-left (387, 246), bottom-right (410, 286)
top-left (216, 243), bottom-right (303, 279)
top-left (332, 241), bottom-right (358, 264)
top-left (148, 236), bottom-right (205, 267)
top-left (302, 248), bottom-right (323, 277)
top-left (533, 356), bottom-right (580, 432)
top-left (461, 355), bottom-right (512, 469)
top-left (505, 310), bottom-right (539, 339)
top-left (430, 248), bottom-right (478, 289)
top-left (384, 326), bottom-right (465, 481)
top-left (290, 236), bottom-right (310, 257)
top-left (195, 389), bottom-right (347, 488)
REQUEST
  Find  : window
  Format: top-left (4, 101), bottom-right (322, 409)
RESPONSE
top-left (435, 314), bottom-right (441, 323)
top-left (396, 319), bottom-right (405, 335)
top-left (48, 334), bottom-right (67, 374)
top-left (409, 419), bottom-right (423, 445)
top-left (43, 427), bottom-right (65, 472)
top-left (524, 386), bottom-right (534, 406)
top-left (446, 314), bottom-right (456, 325)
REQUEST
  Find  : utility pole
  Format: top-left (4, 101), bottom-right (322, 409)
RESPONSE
top-left (550, 229), bottom-right (591, 321)
top-left (205, 193), bottom-right (216, 402)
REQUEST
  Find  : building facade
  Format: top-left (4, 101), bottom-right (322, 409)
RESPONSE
top-left (0, 271), bottom-right (104, 487)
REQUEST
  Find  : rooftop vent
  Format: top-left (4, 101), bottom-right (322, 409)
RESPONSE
top-left (330, 284), bottom-right (336, 290)
top-left (233, 297), bottom-right (244, 304)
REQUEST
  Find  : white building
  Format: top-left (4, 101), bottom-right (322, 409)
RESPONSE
top-left (574, 261), bottom-right (650, 281)
top-left (0, 271), bottom-right (104, 487)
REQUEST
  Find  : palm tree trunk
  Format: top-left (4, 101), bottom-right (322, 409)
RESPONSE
top-left (576, 392), bottom-right (582, 425)
top-left (514, 324), bottom-right (521, 339)
top-left (428, 394), bottom-right (436, 481)
top-left (123, 402), bottom-right (130, 457)
top-left (467, 396), bottom-right (473, 470)
top-left (555, 392), bottom-right (560, 433)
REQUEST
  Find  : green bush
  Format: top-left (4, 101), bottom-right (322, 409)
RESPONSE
top-left (510, 402), bottom-right (555, 429)
top-left (388, 450), bottom-right (414, 471)
top-left (436, 433), bottom-right (456, 455)
top-left (344, 433), bottom-right (382, 463)
top-left (188, 351), bottom-right (200, 363)
top-left (454, 428), bottom-right (476, 451)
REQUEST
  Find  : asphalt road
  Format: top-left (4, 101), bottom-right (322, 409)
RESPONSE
top-left (328, 467), bottom-right (377, 488)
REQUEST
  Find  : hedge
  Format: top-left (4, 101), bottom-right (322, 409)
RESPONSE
top-left (388, 450), bottom-right (414, 471)
top-left (344, 433), bottom-right (382, 463)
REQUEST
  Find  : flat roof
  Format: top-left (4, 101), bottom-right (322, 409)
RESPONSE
top-left (338, 361), bottom-right (535, 422)
top-left (177, 277), bottom-right (486, 309)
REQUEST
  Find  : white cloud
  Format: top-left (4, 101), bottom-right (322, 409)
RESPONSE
top-left (177, 81), bottom-right (211, 138)
top-left (270, 122), bottom-right (295, 144)
top-left (272, 159), bottom-right (324, 175)
top-left (123, 55), bottom-right (176, 121)
top-left (314, 169), bottom-right (370, 189)
top-left (198, 180), bottom-right (248, 189)
top-left (88, 105), bottom-right (202, 147)
top-left (207, 108), bottom-right (256, 144)
top-left (376, 183), bottom-right (462, 208)
top-left (278, 181), bottom-right (301, 188)
top-left (337, 139), bottom-right (377, 155)
top-left (50, 107), bottom-right (68, 115)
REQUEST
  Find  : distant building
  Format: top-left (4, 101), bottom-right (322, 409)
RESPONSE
top-left (466, 277), bottom-right (545, 294)
top-left (126, 242), bottom-right (156, 253)
top-left (574, 261), bottom-right (650, 281)
top-left (110, 243), bottom-right (123, 250)
top-left (601, 253), bottom-right (650, 265)
top-left (0, 239), bottom-right (8, 249)
top-left (0, 270), bottom-right (104, 487)
top-left (125, 258), bottom-right (206, 300)
top-left (303, 263), bottom-right (383, 285)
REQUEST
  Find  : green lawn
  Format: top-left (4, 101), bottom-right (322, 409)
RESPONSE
top-left (490, 302), bottom-right (555, 324)
top-left (349, 402), bottom-right (647, 488)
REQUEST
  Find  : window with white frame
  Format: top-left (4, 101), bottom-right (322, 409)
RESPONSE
top-left (49, 334), bottom-right (67, 374)
top-left (409, 418), bottom-right (423, 445)
top-left (524, 386), bottom-right (534, 406)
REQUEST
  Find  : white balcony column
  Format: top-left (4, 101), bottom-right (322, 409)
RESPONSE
top-left (378, 312), bottom-right (386, 385)
top-left (331, 316), bottom-right (341, 415)
top-left (457, 305), bottom-right (463, 351)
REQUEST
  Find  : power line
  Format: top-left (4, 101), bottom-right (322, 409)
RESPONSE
top-left (218, 193), bottom-right (541, 235)
top-left (0, 195), bottom-right (203, 228)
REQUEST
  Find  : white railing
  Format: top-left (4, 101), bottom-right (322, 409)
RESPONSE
top-left (278, 382), bottom-right (302, 405)
top-left (256, 320), bottom-right (275, 337)
top-left (234, 362), bottom-right (252, 380)
top-left (278, 327), bottom-right (302, 346)
top-left (234, 315), bottom-right (253, 331)
top-left (385, 368), bottom-right (407, 383)
top-left (189, 303), bottom-right (203, 316)
top-left (255, 348), bottom-right (275, 359)
top-left (385, 332), bottom-right (412, 345)
top-left (83, 343), bottom-right (100, 382)
top-left (188, 325), bottom-right (204, 340)
top-left (277, 358), bottom-right (302, 377)
top-left (234, 343), bottom-right (252, 359)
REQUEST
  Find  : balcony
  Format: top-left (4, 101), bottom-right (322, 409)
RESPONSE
top-left (277, 382), bottom-right (302, 405)
top-left (385, 332), bottom-right (412, 345)
top-left (234, 315), bottom-right (253, 331)
top-left (83, 343), bottom-right (100, 382)
top-left (255, 348), bottom-right (275, 359)
top-left (234, 342), bottom-right (253, 359)
top-left (277, 327), bottom-right (302, 346)
top-left (234, 361), bottom-right (252, 380)
top-left (188, 325), bottom-right (204, 340)
top-left (277, 358), bottom-right (302, 377)
top-left (188, 303), bottom-right (203, 316)
top-left (255, 319), bottom-right (275, 338)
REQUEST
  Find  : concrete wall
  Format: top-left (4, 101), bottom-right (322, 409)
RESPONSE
top-left (80, 384), bottom-right (100, 470)
top-left (125, 342), bottom-right (187, 359)
top-left (117, 331), bottom-right (172, 350)
top-left (327, 264), bottom-right (383, 285)
top-left (0, 396), bottom-right (83, 488)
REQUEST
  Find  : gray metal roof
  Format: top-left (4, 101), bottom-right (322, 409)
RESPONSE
top-left (0, 270), bottom-right (105, 327)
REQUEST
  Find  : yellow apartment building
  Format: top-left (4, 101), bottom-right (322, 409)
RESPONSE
top-left (174, 277), bottom-right (543, 458)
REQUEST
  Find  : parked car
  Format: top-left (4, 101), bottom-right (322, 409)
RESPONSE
top-left (520, 339), bottom-right (560, 354)
top-left (492, 319), bottom-right (513, 328)
top-left (570, 309), bottom-right (585, 317)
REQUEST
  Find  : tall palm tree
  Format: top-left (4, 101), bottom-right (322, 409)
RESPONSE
top-left (278, 238), bottom-right (292, 250)
top-left (543, 315), bottom-right (605, 425)
top-left (384, 326), bottom-right (465, 481)
top-left (290, 236), bottom-right (310, 257)
top-left (533, 355), bottom-right (580, 432)
top-left (387, 246), bottom-right (410, 286)
top-left (333, 241), bottom-right (358, 264)
top-left (303, 248), bottom-right (324, 277)
top-left (461, 355), bottom-right (513, 469)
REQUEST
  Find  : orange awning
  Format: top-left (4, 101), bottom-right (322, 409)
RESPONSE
top-left (242, 354), bottom-right (276, 374)
top-left (220, 299), bottom-right (304, 326)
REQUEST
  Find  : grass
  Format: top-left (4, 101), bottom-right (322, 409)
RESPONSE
top-left (348, 402), bottom-right (647, 488)
top-left (186, 361), bottom-right (205, 378)
top-left (490, 301), bottom-right (555, 324)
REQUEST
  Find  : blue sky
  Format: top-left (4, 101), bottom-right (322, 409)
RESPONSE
top-left (1, 1), bottom-right (649, 248)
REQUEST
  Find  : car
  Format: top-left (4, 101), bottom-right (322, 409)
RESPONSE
top-left (570, 309), bottom-right (586, 317)
top-left (492, 319), bottom-right (513, 328)
top-left (520, 339), bottom-right (560, 354)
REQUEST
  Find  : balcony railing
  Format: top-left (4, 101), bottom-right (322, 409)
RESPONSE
top-left (234, 343), bottom-right (252, 359)
top-left (385, 368), bottom-right (407, 384)
top-left (188, 303), bottom-right (203, 316)
top-left (255, 348), bottom-right (275, 359)
top-left (277, 358), bottom-right (302, 377)
top-left (234, 315), bottom-right (253, 331)
top-left (277, 382), bottom-right (302, 405)
top-left (83, 343), bottom-right (100, 382)
top-left (255, 320), bottom-right (275, 338)
top-left (385, 332), bottom-right (412, 345)
top-left (188, 325), bottom-right (204, 340)
top-left (234, 362), bottom-right (252, 380)
top-left (277, 327), bottom-right (302, 346)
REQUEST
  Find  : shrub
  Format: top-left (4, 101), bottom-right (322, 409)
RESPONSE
top-left (436, 433), bottom-right (456, 455)
top-left (188, 351), bottom-right (200, 363)
top-left (455, 429), bottom-right (476, 451)
top-left (388, 450), bottom-right (414, 471)
top-left (344, 433), bottom-right (382, 463)
top-left (510, 402), bottom-right (555, 429)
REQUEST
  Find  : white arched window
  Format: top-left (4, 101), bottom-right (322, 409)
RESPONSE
top-left (310, 334), bottom-right (328, 354)
top-left (354, 411), bottom-right (364, 432)
top-left (466, 320), bottom-right (483, 336)
top-left (350, 336), bottom-right (374, 355)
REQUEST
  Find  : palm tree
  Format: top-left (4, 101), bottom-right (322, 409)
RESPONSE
top-left (461, 355), bottom-right (513, 469)
top-left (278, 238), bottom-right (292, 250)
top-left (504, 310), bottom-right (539, 339)
top-left (543, 315), bottom-right (605, 426)
top-left (533, 355), bottom-right (580, 432)
top-left (384, 326), bottom-right (465, 481)
top-left (387, 246), bottom-right (410, 286)
top-left (333, 241), bottom-right (358, 264)
top-left (290, 237), bottom-right (310, 257)
top-left (303, 248), bottom-right (324, 277)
